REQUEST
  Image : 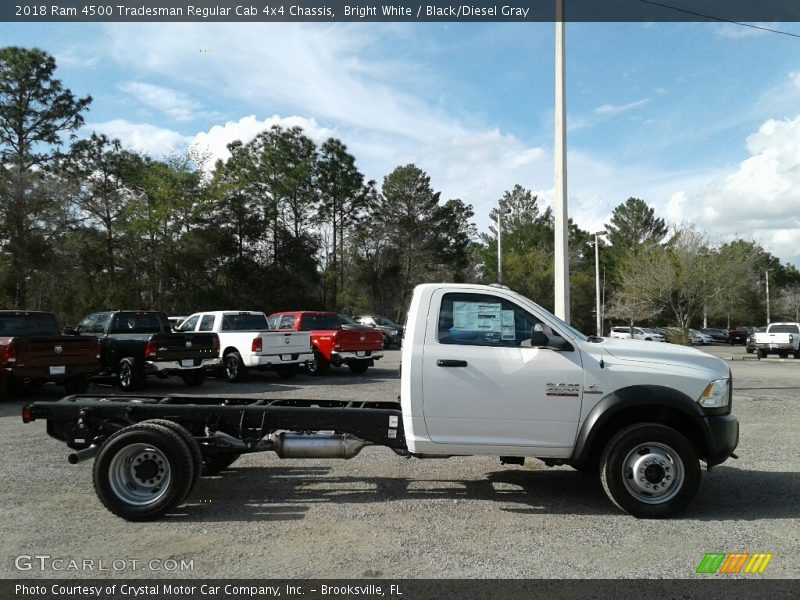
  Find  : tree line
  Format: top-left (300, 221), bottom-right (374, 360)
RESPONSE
top-left (1, 46), bottom-right (798, 334)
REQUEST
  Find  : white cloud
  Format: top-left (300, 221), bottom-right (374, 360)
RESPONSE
top-left (119, 82), bottom-right (204, 122)
top-left (673, 113), bottom-right (800, 266)
top-left (594, 99), bottom-right (651, 117)
top-left (88, 119), bottom-right (191, 156)
top-left (190, 114), bottom-right (336, 167)
top-left (54, 48), bottom-right (98, 69)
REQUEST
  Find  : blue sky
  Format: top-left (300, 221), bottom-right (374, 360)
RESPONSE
top-left (5, 21), bottom-right (800, 266)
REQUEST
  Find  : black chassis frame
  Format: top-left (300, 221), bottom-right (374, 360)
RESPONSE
top-left (25, 394), bottom-right (407, 457)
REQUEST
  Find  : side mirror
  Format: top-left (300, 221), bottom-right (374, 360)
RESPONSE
top-left (530, 329), bottom-right (548, 347)
top-left (63, 326), bottom-right (76, 335)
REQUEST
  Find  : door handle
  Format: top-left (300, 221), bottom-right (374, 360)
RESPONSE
top-left (437, 359), bottom-right (468, 367)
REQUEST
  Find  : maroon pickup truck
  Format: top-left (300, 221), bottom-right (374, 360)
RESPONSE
top-left (0, 311), bottom-right (99, 400)
top-left (268, 311), bottom-right (383, 375)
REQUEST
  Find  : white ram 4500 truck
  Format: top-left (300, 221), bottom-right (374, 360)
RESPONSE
top-left (751, 322), bottom-right (800, 359)
top-left (24, 284), bottom-right (739, 520)
top-left (178, 311), bottom-right (313, 380)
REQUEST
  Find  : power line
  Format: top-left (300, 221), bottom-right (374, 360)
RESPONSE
top-left (637, 0), bottom-right (800, 39)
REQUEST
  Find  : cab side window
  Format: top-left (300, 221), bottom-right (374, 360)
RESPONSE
top-left (437, 293), bottom-right (542, 347)
top-left (279, 315), bottom-right (296, 330)
top-left (199, 315), bottom-right (215, 331)
top-left (179, 315), bottom-right (199, 332)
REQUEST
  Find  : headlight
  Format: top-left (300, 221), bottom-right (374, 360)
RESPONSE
top-left (390, 330), bottom-right (398, 336)
top-left (698, 378), bottom-right (730, 409)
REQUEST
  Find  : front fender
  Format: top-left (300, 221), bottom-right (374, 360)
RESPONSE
top-left (572, 384), bottom-right (708, 461)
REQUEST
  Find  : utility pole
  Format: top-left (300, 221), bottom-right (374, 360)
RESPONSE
top-left (594, 231), bottom-right (606, 336)
top-left (497, 207), bottom-right (512, 284)
top-left (554, 0), bottom-right (570, 322)
top-left (766, 269), bottom-right (771, 325)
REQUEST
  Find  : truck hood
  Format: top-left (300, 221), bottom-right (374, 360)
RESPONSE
top-left (600, 338), bottom-right (728, 377)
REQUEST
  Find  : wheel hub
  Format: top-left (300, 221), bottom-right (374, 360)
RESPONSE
top-left (622, 443), bottom-right (684, 503)
top-left (108, 444), bottom-right (171, 506)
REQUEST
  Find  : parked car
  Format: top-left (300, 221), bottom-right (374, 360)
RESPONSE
top-left (690, 329), bottom-right (713, 345)
top-left (268, 311), bottom-right (383, 375)
top-left (729, 326), bottom-right (756, 345)
top-left (752, 322), bottom-right (800, 359)
top-left (746, 327), bottom-right (765, 354)
top-left (355, 315), bottom-right (404, 348)
top-left (179, 310), bottom-right (313, 381)
top-left (663, 327), bottom-right (702, 345)
top-left (0, 310), bottom-right (100, 400)
top-left (608, 326), bottom-right (665, 342)
top-left (69, 310), bottom-right (220, 390)
top-left (700, 328), bottom-right (729, 343)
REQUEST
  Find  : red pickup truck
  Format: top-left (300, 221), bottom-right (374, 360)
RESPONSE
top-left (0, 311), bottom-right (100, 400)
top-left (267, 311), bottom-right (383, 374)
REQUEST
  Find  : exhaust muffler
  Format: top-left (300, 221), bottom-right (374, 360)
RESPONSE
top-left (270, 432), bottom-right (370, 459)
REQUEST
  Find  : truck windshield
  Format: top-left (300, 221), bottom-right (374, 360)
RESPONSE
top-left (301, 315), bottom-right (341, 330)
top-left (222, 314), bottom-right (268, 331)
top-left (0, 313), bottom-right (60, 336)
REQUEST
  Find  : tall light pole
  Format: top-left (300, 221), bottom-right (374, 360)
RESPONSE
top-left (594, 231), bottom-right (606, 336)
top-left (554, 0), bottom-right (570, 322)
top-left (765, 269), bottom-right (772, 325)
top-left (497, 207), bottom-right (512, 284)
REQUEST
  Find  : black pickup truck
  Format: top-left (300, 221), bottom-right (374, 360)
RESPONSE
top-left (0, 311), bottom-right (100, 400)
top-left (69, 311), bottom-right (220, 390)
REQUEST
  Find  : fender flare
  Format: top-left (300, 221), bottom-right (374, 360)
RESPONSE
top-left (572, 384), bottom-right (708, 461)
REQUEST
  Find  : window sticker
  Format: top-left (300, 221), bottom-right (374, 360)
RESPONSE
top-left (502, 309), bottom-right (516, 340)
top-left (453, 301), bottom-right (503, 333)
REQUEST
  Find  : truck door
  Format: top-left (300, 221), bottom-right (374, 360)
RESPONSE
top-left (421, 290), bottom-right (584, 451)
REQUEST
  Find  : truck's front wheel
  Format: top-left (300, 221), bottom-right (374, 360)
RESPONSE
top-left (118, 359), bottom-right (141, 391)
top-left (600, 423), bottom-right (700, 519)
top-left (93, 423), bottom-right (195, 521)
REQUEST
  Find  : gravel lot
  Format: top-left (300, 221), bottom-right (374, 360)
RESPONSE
top-left (1, 346), bottom-right (798, 579)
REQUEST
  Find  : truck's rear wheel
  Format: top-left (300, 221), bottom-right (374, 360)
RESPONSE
top-left (118, 358), bottom-right (141, 391)
top-left (275, 365), bottom-right (298, 380)
top-left (201, 452), bottom-right (241, 476)
top-left (223, 352), bottom-right (247, 382)
top-left (181, 370), bottom-right (206, 387)
top-left (307, 350), bottom-right (330, 376)
top-left (64, 375), bottom-right (90, 395)
top-left (348, 362), bottom-right (369, 374)
top-left (600, 423), bottom-right (700, 519)
top-left (93, 423), bottom-right (194, 521)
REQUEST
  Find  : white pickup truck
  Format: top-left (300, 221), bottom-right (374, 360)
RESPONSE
top-left (24, 284), bottom-right (739, 520)
top-left (752, 322), bottom-right (800, 359)
top-left (178, 311), bottom-right (313, 380)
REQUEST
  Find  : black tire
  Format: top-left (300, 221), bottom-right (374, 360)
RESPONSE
top-left (599, 423), bottom-right (700, 519)
top-left (201, 452), bottom-right (241, 476)
top-left (746, 347), bottom-right (754, 354)
top-left (794, 351), bottom-right (800, 359)
top-left (222, 351), bottom-right (247, 382)
top-left (181, 370), bottom-right (206, 387)
top-left (348, 362), bottom-right (369, 374)
top-left (275, 365), bottom-right (299, 380)
top-left (144, 419), bottom-right (202, 492)
top-left (118, 358), bottom-right (141, 391)
top-left (778, 352), bottom-right (788, 359)
top-left (756, 349), bottom-right (765, 360)
top-left (64, 375), bottom-right (90, 395)
top-left (92, 422), bottom-right (194, 521)
top-left (306, 350), bottom-right (330, 376)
